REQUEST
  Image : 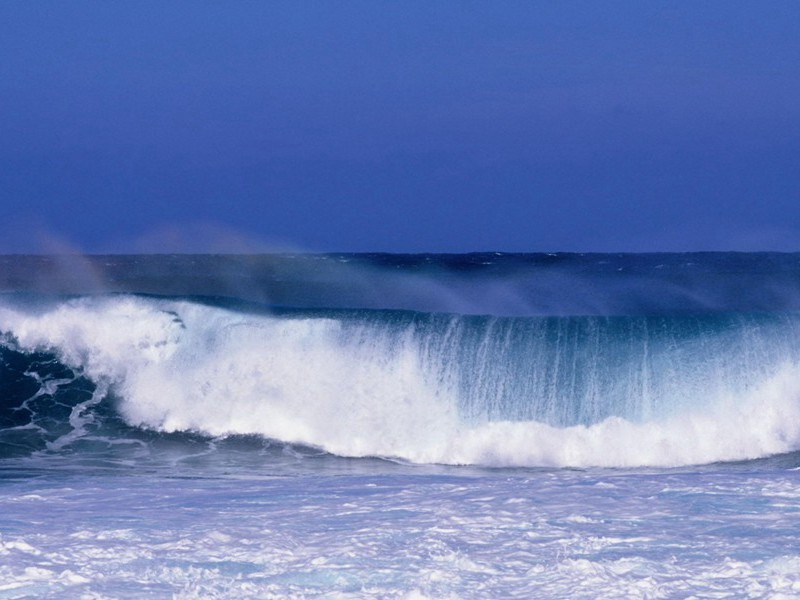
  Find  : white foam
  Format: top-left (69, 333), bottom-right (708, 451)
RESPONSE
top-left (434, 367), bottom-right (800, 467)
top-left (2, 295), bottom-right (800, 468)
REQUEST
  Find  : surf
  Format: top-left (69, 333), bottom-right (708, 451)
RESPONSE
top-left (2, 293), bottom-right (800, 468)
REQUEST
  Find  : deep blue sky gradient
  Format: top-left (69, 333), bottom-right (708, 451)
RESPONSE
top-left (1, 1), bottom-right (799, 252)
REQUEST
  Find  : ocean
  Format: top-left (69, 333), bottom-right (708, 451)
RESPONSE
top-left (2, 252), bottom-right (800, 598)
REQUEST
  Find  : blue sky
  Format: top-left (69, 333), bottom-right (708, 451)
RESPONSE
top-left (1, 1), bottom-right (798, 252)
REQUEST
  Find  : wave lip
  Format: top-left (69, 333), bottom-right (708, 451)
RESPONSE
top-left (2, 295), bottom-right (800, 468)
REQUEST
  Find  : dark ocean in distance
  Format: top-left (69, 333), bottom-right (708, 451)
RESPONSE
top-left (2, 252), bottom-right (800, 597)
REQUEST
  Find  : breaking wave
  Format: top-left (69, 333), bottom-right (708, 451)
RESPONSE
top-left (2, 294), bottom-right (800, 468)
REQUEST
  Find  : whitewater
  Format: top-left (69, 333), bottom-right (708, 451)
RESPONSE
top-left (3, 253), bottom-right (800, 597)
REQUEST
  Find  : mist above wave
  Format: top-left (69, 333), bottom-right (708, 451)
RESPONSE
top-left (3, 252), bottom-right (800, 316)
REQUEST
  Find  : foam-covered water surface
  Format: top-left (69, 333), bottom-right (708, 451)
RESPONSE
top-left (2, 469), bottom-right (800, 598)
top-left (3, 253), bottom-right (800, 596)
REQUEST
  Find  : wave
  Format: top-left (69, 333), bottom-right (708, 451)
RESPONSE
top-left (2, 294), bottom-right (800, 468)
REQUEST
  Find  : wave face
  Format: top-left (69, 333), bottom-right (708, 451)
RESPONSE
top-left (3, 283), bottom-right (800, 468)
